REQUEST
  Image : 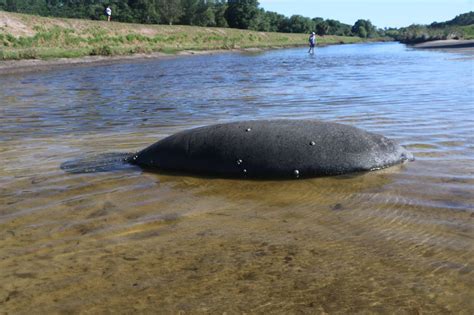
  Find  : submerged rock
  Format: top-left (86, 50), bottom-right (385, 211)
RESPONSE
top-left (129, 120), bottom-right (414, 179)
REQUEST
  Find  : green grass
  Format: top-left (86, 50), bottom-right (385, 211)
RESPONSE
top-left (0, 12), bottom-right (373, 61)
top-left (460, 25), bottom-right (474, 39)
top-left (393, 24), bottom-right (474, 43)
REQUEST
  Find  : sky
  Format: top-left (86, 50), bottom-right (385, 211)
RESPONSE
top-left (258, 0), bottom-right (473, 28)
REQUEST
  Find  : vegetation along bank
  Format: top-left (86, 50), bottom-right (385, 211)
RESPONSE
top-left (0, 11), bottom-right (371, 61)
top-left (0, 0), bottom-right (472, 63)
top-left (388, 11), bottom-right (474, 44)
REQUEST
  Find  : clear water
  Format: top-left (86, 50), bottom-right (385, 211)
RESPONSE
top-left (0, 42), bottom-right (473, 313)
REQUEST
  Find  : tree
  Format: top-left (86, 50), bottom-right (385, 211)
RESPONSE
top-left (358, 26), bottom-right (367, 38)
top-left (109, 1), bottom-right (135, 23)
top-left (448, 11), bottom-right (474, 26)
top-left (158, 0), bottom-right (183, 25)
top-left (213, 0), bottom-right (228, 27)
top-left (129, 0), bottom-right (160, 24)
top-left (284, 15), bottom-right (315, 33)
top-left (312, 17), bottom-right (324, 25)
top-left (352, 19), bottom-right (365, 37)
top-left (180, 0), bottom-right (199, 25)
top-left (432, 11), bottom-right (474, 27)
top-left (325, 19), bottom-right (352, 36)
top-left (352, 19), bottom-right (376, 38)
top-left (264, 11), bottom-right (286, 32)
top-left (252, 8), bottom-right (270, 31)
top-left (225, 0), bottom-right (260, 30)
top-left (316, 21), bottom-right (329, 36)
top-left (195, 0), bottom-right (216, 26)
top-left (4, 0), bottom-right (17, 11)
top-left (3, 0), bottom-right (49, 15)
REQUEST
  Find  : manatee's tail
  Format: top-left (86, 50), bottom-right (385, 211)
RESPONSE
top-left (124, 152), bottom-right (140, 165)
top-left (61, 152), bottom-right (137, 174)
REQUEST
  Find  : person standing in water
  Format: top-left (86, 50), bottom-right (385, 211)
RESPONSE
top-left (308, 32), bottom-right (316, 54)
top-left (105, 6), bottom-right (112, 22)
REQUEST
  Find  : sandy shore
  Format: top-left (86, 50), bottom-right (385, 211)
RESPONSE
top-left (412, 39), bottom-right (474, 49)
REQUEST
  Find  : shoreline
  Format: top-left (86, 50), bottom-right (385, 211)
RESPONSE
top-left (412, 39), bottom-right (474, 49)
top-left (3, 39), bottom-right (472, 76)
top-left (0, 50), bottom-right (221, 75)
top-left (0, 44), bottom-right (328, 75)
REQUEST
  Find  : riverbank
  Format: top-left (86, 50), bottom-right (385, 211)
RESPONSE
top-left (0, 11), bottom-right (380, 74)
top-left (0, 49), bottom-right (237, 75)
top-left (0, 12), bottom-right (365, 57)
top-left (0, 44), bottom-right (342, 75)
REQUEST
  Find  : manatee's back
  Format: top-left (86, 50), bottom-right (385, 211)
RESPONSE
top-left (131, 120), bottom-right (412, 178)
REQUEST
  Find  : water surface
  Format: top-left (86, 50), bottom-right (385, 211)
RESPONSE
top-left (1, 42), bottom-right (473, 313)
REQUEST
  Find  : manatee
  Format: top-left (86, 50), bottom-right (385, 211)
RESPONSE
top-left (128, 120), bottom-right (414, 179)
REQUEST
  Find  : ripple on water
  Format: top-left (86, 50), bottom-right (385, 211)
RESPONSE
top-left (0, 43), bottom-right (473, 313)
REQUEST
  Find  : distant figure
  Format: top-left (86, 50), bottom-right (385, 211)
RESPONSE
top-left (105, 6), bottom-right (112, 22)
top-left (308, 32), bottom-right (316, 54)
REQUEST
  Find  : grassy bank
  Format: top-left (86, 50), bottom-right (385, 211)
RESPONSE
top-left (0, 12), bottom-right (368, 61)
top-left (393, 24), bottom-right (474, 44)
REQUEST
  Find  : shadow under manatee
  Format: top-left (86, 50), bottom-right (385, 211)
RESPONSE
top-left (60, 152), bottom-right (138, 174)
top-left (149, 163), bottom-right (408, 209)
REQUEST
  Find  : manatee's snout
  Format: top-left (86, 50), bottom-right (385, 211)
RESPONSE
top-left (400, 148), bottom-right (415, 162)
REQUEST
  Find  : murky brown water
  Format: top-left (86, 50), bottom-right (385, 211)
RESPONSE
top-left (1, 43), bottom-right (473, 313)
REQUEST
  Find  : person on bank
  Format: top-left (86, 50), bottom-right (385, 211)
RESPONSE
top-left (105, 6), bottom-right (112, 22)
top-left (308, 32), bottom-right (316, 54)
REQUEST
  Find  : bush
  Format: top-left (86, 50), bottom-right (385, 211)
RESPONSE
top-left (18, 48), bottom-right (38, 59)
top-left (128, 46), bottom-right (152, 54)
top-left (89, 45), bottom-right (113, 56)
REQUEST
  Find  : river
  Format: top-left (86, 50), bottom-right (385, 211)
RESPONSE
top-left (0, 42), bottom-right (473, 313)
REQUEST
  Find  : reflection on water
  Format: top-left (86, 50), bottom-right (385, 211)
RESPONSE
top-left (0, 43), bottom-right (473, 313)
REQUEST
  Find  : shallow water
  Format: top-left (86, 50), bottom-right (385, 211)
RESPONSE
top-left (0, 42), bottom-right (473, 313)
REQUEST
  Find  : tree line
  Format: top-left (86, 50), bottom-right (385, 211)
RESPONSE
top-left (0, 0), bottom-right (383, 38)
top-left (387, 11), bottom-right (474, 43)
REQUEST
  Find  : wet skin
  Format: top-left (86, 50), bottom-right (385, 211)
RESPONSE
top-left (129, 120), bottom-right (414, 179)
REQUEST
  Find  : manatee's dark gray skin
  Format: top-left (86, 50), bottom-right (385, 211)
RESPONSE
top-left (128, 120), bottom-right (414, 179)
